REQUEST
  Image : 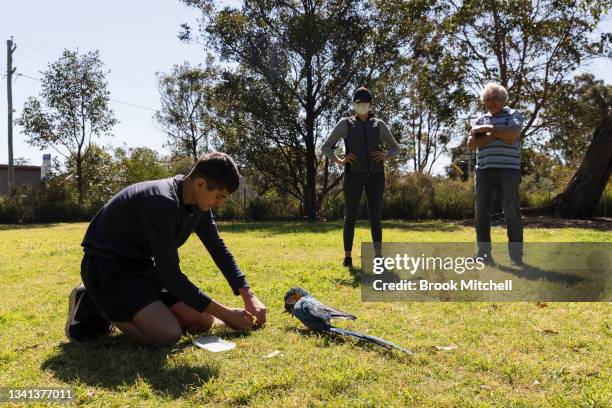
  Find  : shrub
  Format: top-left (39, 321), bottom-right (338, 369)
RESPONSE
top-left (433, 179), bottom-right (474, 219)
top-left (216, 198), bottom-right (243, 220)
top-left (0, 180), bottom-right (98, 224)
top-left (318, 191), bottom-right (344, 220)
top-left (247, 196), bottom-right (276, 221)
top-left (0, 196), bottom-right (22, 223)
top-left (320, 173), bottom-right (475, 221)
top-left (383, 172), bottom-right (435, 219)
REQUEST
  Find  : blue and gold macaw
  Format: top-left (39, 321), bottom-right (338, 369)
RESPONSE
top-left (283, 287), bottom-right (413, 355)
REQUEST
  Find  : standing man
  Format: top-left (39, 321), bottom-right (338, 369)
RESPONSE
top-left (322, 87), bottom-right (400, 267)
top-left (467, 82), bottom-right (524, 266)
top-left (66, 152), bottom-right (267, 346)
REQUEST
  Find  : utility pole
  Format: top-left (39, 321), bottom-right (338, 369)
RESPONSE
top-left (6, 37), bottom-right (17, 196)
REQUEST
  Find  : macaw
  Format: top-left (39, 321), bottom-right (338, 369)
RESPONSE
top-left (283, 287), bottom-right (412, 355)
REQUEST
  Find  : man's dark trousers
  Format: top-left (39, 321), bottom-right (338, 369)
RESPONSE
top-left (475, 168), bottom-right (523, 260)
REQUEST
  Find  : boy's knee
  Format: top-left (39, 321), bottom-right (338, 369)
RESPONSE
top-left (150, 326), bottom-right (182, 346)
top-left (156, 332), bottom-right (181, 347)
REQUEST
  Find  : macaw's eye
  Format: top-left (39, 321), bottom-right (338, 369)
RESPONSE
top-left (285, 297), bottom-right (297, 305)
top-left (293, 293), bottom-right (301, 302)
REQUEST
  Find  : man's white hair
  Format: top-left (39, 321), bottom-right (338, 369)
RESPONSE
top-left (480, 82), bottom-right (508, 103)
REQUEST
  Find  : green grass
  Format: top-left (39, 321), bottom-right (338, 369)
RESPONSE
top-left (0, 220), bottom-right (610, 407)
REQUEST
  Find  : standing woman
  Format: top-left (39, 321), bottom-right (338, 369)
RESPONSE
top-left (322, 87), bottom-right (400, 267)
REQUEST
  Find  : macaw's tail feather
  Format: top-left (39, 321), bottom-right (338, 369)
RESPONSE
top-left (328, 327), bottom-right (413, 355)
top-left (327, 311), bottom-right (357, 321)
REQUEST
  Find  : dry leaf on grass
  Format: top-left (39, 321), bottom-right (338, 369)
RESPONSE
top-left (263, 350), bottom-right (282, 358)
top-left (432, 345), bottom-right (458, 351)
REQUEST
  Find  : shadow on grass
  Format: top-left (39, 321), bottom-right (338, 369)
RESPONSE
top-left (333, 266), bottom-right (364, 288)
top-left (217, 221), bottom-right (340, 235)
top-left (0, 219), bottom-right (462, 235)
top-left (217, 219), bottom-right (462, 235)
top-left (382, 220), bottom-right (463, 232)
top-left (206, 328), bottom-right (257, 340)
top-left (0, 223), bottom-right (62, 231)
top-left (334, 266), bottom-right (404, 289)
top-left (284, 327), bottom-right (411, 360)
top-left (495, 262), bottom-right (586, 285)
top-left (457, 216), bottom-right (612, 231)
top-left (41, 336), bottom-right (219, 399)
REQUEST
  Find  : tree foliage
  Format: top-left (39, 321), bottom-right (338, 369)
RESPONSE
top-left (155, 58), bottom-right (220, 162)
top-left (114, 146), bottom-right (171, 185)
top-left (18, 49), bottom-right (117, 203)
top-left (65, 144), bottom-right (121, 205)
top-left (447, 0), bottom-right (611, 138)
top-left (180, 0), bottom-right (403, 218)
top-left (541, 73), bottom-right (612, 165)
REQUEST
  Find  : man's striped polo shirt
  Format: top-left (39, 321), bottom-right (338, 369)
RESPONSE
top-left (474, 107), bottom-right (524, 171)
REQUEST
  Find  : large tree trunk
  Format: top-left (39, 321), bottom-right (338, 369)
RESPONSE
top-left (549, 109), bottom-right (612, 218)
top-left (304, 52), bottom-right (317, 221)
top-left (305, 124), bottom-right (317, 221)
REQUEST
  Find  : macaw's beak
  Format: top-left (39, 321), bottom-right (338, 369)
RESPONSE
top-left (284, 303), bottom-right (293, 313)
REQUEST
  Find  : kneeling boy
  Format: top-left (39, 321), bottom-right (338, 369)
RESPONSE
top-left (65, 152), bottom-right (266, 346)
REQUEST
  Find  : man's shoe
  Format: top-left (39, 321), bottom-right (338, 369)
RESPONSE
top-left (472, 253), bottom-right (495, 266)
top-left (510, 258), bottom-right (524, 268)
top-left (343, 257), bottom-right (353, 267)
top-left (65, 284), bottom-right (111, 342)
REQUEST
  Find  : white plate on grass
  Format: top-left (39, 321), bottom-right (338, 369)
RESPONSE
top-left (193, 336), bottom-right (236, 352)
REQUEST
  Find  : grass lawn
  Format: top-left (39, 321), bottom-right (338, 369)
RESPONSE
top-left (0, 220), bottom-right (610, 407)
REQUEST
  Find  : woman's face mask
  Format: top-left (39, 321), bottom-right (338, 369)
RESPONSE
top-left (354, 102), bottom-right (370, 116)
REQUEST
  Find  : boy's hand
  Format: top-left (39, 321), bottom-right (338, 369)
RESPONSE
top-left (224, 308), bottom-right (256, 331)
top-left (205, 299), bottom-right (255, 331)
top-left (240, 288), bottom-right (267, 327)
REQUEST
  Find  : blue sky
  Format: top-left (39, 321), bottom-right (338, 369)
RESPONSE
top-left (1, 1), bottom-right (610, 173)
top-left (0, 0), bottom-right (236, 166)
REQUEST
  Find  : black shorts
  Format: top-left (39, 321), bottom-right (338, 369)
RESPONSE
top-left (80, 254), bottom-right (180, 322)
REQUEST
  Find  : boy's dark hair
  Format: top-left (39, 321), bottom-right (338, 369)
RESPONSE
top-left (187, 152), bottom-right (240, 193)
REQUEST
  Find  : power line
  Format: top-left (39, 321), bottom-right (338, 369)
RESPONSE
top-left (6, 35), bottom-right (165, 89)
top-left (109, 98), bottom-right (157, 112)
top-left (15, 73), bottom-right (158, 112)
top-left (8, 35), bottom-right (156, 76)
top-left (16, 50), bottom-right (158, 88)
top-left (15, 73), bottom-right (39, 82)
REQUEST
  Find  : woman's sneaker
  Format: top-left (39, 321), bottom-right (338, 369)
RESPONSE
top-left (65, 284), bottom-right (112, 341)
top-left (343, 257), bottom-right (353, 267)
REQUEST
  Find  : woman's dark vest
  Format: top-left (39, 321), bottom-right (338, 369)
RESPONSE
top-left (344, 115), bottom-right (384, 174)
